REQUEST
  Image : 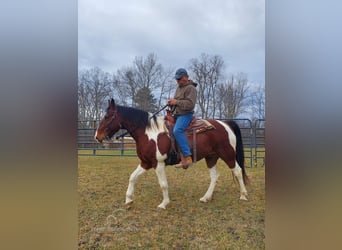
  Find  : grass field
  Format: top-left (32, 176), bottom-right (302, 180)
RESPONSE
top-left (78, 156), bottom-right (265, 249)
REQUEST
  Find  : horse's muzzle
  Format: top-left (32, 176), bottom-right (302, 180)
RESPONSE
top-left (94, 135), bottom-right (103, 143)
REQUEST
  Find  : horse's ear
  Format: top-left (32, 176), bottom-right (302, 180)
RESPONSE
top-left (110, 98), bottom-right (116, 109)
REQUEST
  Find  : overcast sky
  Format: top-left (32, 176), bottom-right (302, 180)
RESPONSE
top-left (79, 0), bottom-right (264, 85)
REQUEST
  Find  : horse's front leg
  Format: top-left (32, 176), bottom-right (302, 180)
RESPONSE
top-left (125, 164), bottom-right (146, 205)
top-left (200, 165), bottom-right (219, 202)
top-left (155, 162), bottom-right (170, 209)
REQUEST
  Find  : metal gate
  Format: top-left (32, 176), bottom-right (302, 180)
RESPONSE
top-left (78, 120), bottom-right (137, 156)
top-left (253, 119), bottom-right (265, 167)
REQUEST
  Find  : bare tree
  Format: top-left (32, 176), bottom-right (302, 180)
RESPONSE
top-left (155, 67), bottom-right (176, 109)
top-left (217, 73), bottom-right (250, 119)
top-left (78, 67), bottom-right (112, 121)
top-left (134, 53), bottom-right (163, 90)
top-left (249, 84), bottom-right (265, 120)
top-left (114, 67), bottom-right (137, 106)
top-left (189, 53), bottom-right (224, 118)
top-left (113, 53), bottom-right (169, 111)
top-left (216, 82), bottom-right (229, 119)
top-left (78, 53), bottom-right (259, 122)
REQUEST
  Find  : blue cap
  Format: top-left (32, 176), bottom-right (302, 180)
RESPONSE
top-left (174, 68), bottom-right (188, 80)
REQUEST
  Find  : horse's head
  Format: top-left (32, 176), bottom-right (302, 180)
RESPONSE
top-left (95, 98), bottom-right (121, 143)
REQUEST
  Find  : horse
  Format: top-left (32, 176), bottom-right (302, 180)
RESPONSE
top-left (95, 98), bottom-right (249, 209)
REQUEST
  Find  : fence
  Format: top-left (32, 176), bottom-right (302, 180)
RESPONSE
top-left (78, 120), bottom-right (137, 157)
top-left (253, 119), bottom-right (265, 167)
top-left (78, 118), bottom-right (265, 167)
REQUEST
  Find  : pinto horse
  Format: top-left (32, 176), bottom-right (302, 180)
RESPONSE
top-left (95, 99), bottom-right (249, 209)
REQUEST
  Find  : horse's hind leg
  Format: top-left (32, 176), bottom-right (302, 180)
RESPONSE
top-left (231, 162), bottom-right (248, 201)
top-left (200, 156), bottom-right (219, 203)
top-left (155, 162), bottom-right (170, 209)
top-left (219, 150), bottom-right (248, 200)
top-left (125, 164), bottom-right (146, 205)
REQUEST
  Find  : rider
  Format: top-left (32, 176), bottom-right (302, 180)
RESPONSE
top-left (167, 68), bottom-right (197, 169)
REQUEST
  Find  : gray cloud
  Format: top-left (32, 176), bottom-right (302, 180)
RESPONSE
top-left (79, 0), bottom-right (264, 83)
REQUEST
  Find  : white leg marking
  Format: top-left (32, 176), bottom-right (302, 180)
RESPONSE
top-left (125, 164), bottom-right (146, 205)
top-left (155, 162), bottom-right (170, 209)
top-left (200, 166), bottom-right (219, 203)
top-left (232, 163), bottom-right (248, 201)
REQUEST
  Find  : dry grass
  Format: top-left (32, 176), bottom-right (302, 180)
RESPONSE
top-left (78, 156), bottom-right (265, 249)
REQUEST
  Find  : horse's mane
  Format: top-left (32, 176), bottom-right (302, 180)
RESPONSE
top-left (115, 105), bottom-right (149, 127)
top-left (115, 105), bottom-right (165, 132)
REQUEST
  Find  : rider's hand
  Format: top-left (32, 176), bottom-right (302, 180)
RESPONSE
top-left (167, 99), bottom-right (177, 106)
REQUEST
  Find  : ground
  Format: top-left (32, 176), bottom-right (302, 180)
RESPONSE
top-left (78, 156), bottom-right (265, 249)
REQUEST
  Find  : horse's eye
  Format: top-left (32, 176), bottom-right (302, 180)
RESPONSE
top-left (104, 115), bottom-right (109, 120)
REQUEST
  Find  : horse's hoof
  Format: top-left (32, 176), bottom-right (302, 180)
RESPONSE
top-left (200, 197), bottom-right (210, 203)
top-left (157, 204), bottom-right (166, 210)
top-left (125, 199), bottom-right (133, 205)
top-left (239, 196), bottom-right (248, 201)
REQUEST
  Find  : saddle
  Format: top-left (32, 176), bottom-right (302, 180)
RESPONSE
top-left (164, 109), bottom-right (215, 165)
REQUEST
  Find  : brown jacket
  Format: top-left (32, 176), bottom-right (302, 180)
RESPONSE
top-left (173, 81), bottom-right (197, 115)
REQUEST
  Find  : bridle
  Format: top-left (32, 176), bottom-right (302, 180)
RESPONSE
top-left (103, 110), bottom-right (122, 139)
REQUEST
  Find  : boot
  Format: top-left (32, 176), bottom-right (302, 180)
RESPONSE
top-left (174, 155), bottom-right (193, 169)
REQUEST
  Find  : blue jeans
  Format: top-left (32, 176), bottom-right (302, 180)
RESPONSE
top-left (173, 113), bottom-right (193, 157)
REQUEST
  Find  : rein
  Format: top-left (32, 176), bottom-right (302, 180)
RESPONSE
top-left (115, 104), bottom-right (169, 139)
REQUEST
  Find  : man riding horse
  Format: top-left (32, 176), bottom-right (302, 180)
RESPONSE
top-left (167, 68), bottom-right (198, 169)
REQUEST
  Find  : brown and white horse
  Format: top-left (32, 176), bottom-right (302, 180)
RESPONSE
top-left (95, 99), bottom-right (249, 209)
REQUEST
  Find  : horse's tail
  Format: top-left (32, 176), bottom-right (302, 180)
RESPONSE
top-left (226, 120), bottom-right (250, 186)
